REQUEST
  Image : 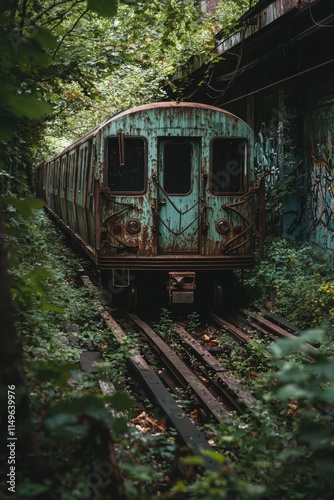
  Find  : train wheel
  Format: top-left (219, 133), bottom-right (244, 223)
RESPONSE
top-left (198, 272), bottom-right (233, 314)
top-left (124, 281), bottom-right (138, 313)
top-left (212, 279), bottom-right (224, 313)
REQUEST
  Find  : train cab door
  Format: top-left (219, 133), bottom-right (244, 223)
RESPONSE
top-left (157, 138), bottom-right (200, 254)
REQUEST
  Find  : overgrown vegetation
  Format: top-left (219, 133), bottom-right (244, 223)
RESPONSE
top-left (239, 238), bottom-right (334, 332)
top-left (172, 328), bottom-right (334, 499)
top-left (148, 301), bottom-right (334, 499)
top-left (1, 207), bottom-right (187, 498)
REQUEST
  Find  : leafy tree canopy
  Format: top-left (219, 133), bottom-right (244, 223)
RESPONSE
top-left (0, 0), bottom-right (254, 193)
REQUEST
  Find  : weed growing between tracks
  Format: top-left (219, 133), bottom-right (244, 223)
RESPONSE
top-left (150, 303), bottom-right (334, 498)
top-left (171, 329), bottom-right (334, 500)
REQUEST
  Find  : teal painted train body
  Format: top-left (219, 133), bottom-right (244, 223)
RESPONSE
top-left (36, 102), bottom-right (264, 307)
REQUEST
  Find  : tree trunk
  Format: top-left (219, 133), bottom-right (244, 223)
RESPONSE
top-left (0, 200), bottom-right (31, 466)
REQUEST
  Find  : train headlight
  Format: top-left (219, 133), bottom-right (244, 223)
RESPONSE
top-left (126, 218), bottom-right (141, 234)
top-left (233, 225), bottom-right (242, 235)
top-left (112, 224), bottom-right (122, 236)
top-left (216, 219), bottom-right (230, 234)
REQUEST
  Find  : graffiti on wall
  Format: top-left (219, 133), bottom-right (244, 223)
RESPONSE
top-left (253, 120), bottom-right (282, 186)
top-left (309, 131), bottom-right (334, 232)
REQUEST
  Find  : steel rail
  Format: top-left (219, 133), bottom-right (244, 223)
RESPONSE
top-left (173, 323), bottom-right (258, 414)
top-left (128, 313), bottom-right (231, 424)
top-left (209, 313), bottom-right (252, 344)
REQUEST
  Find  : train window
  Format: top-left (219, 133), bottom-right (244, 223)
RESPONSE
top-left (47, 162), bottom-right (54, 191)
top-left (107, 137), bottom-right (146, 193)
top-left (163, 141), bottom-right (192, 195)
top-left (55, 159), bottom-right (60, 192)
top-left (210, 138), bottom-right (247, 194)
top-left (77, 148), bottom-right (84, 193)
top-left (88, 143), bottom-right (96, 197)
top-left (68, 151), bottom-right (76, 193)
top-left (61, 156), bottom-right (67, 189)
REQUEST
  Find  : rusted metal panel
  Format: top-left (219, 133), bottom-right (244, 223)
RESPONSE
top-left (75, 142), bottom-right (91, 244)
top-left (97, 254), bottom-right (255, 270)
top-left (157, 138), bottom-right (200, 254)
top-left (65, 149), bottom-right (77, 233)
top-left (85, 138), bottom-right (96, 246)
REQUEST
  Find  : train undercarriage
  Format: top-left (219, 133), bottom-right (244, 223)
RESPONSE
top-left (102, 268), bottom-right (243, 314)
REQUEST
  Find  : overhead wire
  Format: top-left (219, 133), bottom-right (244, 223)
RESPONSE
top-left (309, 3), bottom-right (334, 28)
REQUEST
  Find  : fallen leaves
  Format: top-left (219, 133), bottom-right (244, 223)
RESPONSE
top-left (132, 411), bottom-right (167, 434)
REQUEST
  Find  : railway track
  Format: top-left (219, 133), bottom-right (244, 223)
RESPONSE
top-left (209, 309), bottom-right (318, 357)
top-left (78, 266), bottom-right (334, 472)
top-left (77, 271), bottom-right (264, 471)
top-left (76, 267), bottom-right (334, 494)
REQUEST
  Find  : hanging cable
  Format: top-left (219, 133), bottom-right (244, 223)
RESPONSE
top-left (309, 3), bottom-right (334, 28)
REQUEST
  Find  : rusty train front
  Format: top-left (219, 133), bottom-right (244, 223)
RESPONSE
top-left (36, 102), bottom-right (264, 309)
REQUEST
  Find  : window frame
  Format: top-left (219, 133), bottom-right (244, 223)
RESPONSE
top-left (210, 137), bottom-right (248, 196)
top-left (162, 139), bottom-right (193, 196)
top-left (105, 135), bottom-right (147, 195)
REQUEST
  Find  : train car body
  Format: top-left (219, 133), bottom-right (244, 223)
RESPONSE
top-left (36, 102), bottom-right (264, 308)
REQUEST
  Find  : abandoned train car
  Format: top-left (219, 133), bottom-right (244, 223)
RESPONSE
top-left (35, 101), bottom-right (265, 309)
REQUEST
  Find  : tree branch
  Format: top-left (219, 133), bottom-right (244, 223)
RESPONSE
top-left (31, 0), bottom-right (85, 25)
top-left (52, 7), bottom-right (89, 58)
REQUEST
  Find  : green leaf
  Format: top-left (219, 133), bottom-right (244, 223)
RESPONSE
top-left (0, 14), bottom-right (11, 25)
top-left (319, 388), bottom-right (334, 403)
top-left (51, 424), bottom-right (90, 440)
top-left (40, 300), bottom-right (64, 313)
top-left (275, 383), bottom-right (312, 400)
top-left (87, 0), bottom-right (118, 17)
top-left (314, 360), bottom-right (334, 382)
top-left (200, 449), bottom-right (226, 465)
top-left (269, 329), bottom-right (324, 358)
top-left (45, 412), bottom-right (78, 430)
top-left (8, 95), bottom-right (51, 119)
top-left (18, 42), bottom-right (51, 67)
top-left (179, 455), bottom-right (205, 466)
top-left (17, 481), bottom-right (52, 497)
top-left (112, 416), bottom-right (128, 435)
top-left (108, 391), bottom-right (134, 411)
top-left (29, 27), bottom-right (57, 49)
top-left (2, 196), bottom-right (45, 216)
top-left (48, 394), bottom-right (115, 426)
top-left (299, 421), bottom-right (334, 446)
top-left (313, 448), bottom-right (334, 477)
top-left (0, 118), bottom-right (16, 140)
top-left (32, 361), bottom-right (73, 386)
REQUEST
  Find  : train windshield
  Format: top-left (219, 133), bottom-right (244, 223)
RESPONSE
top-left (163, 141), bottom-right (192, 194)
top-left (210, 138), bottom-right (247, 194)
top-left (107, 137), bottom-right (146, 193)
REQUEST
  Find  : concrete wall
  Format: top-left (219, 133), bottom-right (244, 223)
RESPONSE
top-left (303, 67), bottom-right (334, 252)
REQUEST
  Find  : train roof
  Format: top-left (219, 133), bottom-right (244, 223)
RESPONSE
top-left (40, 101), bottom-right (248, 165)
top-left (105, 101), bottom-right (240, 120)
